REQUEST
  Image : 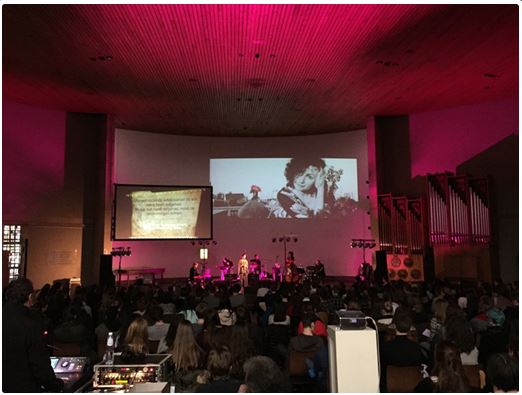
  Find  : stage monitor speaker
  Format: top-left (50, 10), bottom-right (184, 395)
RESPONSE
top-left (100, 254), bottom-right (115, 288)
top-left (374, 250), bottom-right (388, 284)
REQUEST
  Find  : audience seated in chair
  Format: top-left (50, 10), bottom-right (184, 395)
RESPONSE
top-left (380, 306), bottom-right (425, 392)
top-left (195, 346), bottom-right (241, 392)
top-left (414, 341), bottom-right (470, 392)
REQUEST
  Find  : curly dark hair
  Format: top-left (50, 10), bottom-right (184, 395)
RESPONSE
top-left (5, 278), bottom-right (33, 305)
top-left (284, 157), bottom-right (326, 184)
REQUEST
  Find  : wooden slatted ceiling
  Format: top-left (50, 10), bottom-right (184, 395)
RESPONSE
top-left (3, 4), bottom-right (518, 136)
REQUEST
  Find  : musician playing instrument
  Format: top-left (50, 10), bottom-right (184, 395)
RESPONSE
top-left (238, 253), bottom-right (249, 288)
top-left (189, 262), bottom-right (199, 283)
top-left (285, 251), bottom-right (298, 283)
top-left (272, 259), bottom-right (282, 283)
top-left (219, 257), bottom-right (233, 280)
top-left (313, 259), bottom-right (326, 282)
top-left (250, 254), bottom-right (262, 276)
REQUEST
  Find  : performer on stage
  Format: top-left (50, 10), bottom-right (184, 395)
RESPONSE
top-left (238, 253), bottom-right (249, 288)
top-left (314, 259), bottom-right (326, 282)
top-left (250, 254), bottom-right (262, 276)
top-left (358, 261), bottom-right (373, 283)
top-left (285, 251), bottom-right (298, 283)
top-left (219, 257), bottom-right (233, 280)
top-left (189, 262), bottom-right (199, 283)
top-left (272, 257), bottom-right (282, 283)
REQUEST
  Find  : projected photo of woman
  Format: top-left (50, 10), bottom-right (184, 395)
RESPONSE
top-left (273, 158), bottom-right (336, 218)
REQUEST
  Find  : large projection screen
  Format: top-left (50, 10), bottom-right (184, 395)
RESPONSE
top-left (210, 158), bottom-right (358, 219)
top-left (113, 184), bottom-right (212, 240)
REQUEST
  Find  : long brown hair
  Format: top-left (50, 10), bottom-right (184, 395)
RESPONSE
top-left (124, 317), bottom-right (149, 354)
top-left (170, 319), bottom-right (201, 372)
top-left (432, 341), bottom-right (470, 392)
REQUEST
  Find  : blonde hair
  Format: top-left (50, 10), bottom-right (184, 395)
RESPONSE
top-left (170, 319), bottom-right (201, 372)
top-left (124, 317), bottom-right (149, 354)
top-left (434, 299), bottom-right (449, 323)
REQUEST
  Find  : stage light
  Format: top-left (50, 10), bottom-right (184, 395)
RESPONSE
top-left (286, 237), bottom-right (291, 242)
top-left (272, 237), bottom-right (276, 243)
top-left (293, 237), bottom-right (298, 242)
top-left (279, 237), bottom-right (284, 242)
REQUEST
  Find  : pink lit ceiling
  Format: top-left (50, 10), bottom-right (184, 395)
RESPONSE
top-left (3, 4), bottom-right (518, 136)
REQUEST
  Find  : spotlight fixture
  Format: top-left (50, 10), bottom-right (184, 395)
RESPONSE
top-left (350, 239), bottom-right (377, 249)
top-left (111, 246), bottom-right (131, 257)
top-left (272, 234), bottom-right (298, 264)
top-left (350, 239), bottom-right (377, 265)
top-left (194, 240), bottom-right (218, 247)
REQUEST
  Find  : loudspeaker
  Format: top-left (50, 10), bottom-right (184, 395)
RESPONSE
top-left (99, 254), bottom-right (115, 288)
top-left (374, 250), bottom-right (388, 284)
top-left (423, 246), bottom-right (435, 283)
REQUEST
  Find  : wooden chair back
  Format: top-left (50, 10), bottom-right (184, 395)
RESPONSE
top-left (387, 365), bottom-right (422, 393)
top-left (288, 350), bottom-right (316, 377)
top-left (463, 365), bottom-right (481, 390)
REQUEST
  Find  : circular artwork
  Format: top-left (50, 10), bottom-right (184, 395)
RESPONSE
top-left (388, 269), bottom-right (396, 279)
top-left (411, 269), bottom-right (422, 280)
top-left (391, 255), bottom-right (401, 268)
top-left (398, 269), bottom-right (408, 279)
top-left (404, 257), bottom-right (414, 268)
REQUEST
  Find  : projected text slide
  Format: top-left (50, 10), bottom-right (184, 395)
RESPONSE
top-left (130, 189), bottom-right (202, 238)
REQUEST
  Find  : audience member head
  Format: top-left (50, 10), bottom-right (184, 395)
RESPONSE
top-left (149, 304), bottom-right (164, 323)
top-left (206, 346), bottom-right (232, 379)
top-left (239, 356), bottom-right (288, 392)
top-left (272, 302), bottom-right (287, 323)
top-left (446, 316), bottom-right (476, 353)
top-left (124, 317), bottom-right (149, 354)
top-left (392, 307), bottom-right (413, 334)
top-left (433, 299), bottom-right (449, 323)
top-left (5, 278), bottom-right (33, 305)
top-left (231, 283), bottom-right (242, 294)
top-left (487, 307), bottom-right (506, 327)
top-left (195, 301), bottom-right (208, 320)
top-left (487, 353), bottom-right (518, 393)
top-left (432, 341), bottom-right (470, 392)
top-left (301, 314), bottom-right (315, 334)
top-left (235, 305), bottom-right (249, 325)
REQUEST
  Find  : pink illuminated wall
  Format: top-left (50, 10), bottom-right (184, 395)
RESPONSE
top-left (409, 98), bottom-right (517, 177)
top-left (3, 101), bottom-right (66, 221)
top-left (3, 100), bottom-right (83, 288)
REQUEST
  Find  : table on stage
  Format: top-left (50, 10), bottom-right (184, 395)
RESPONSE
top-left (114, 267), bottom-right (165, 286)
